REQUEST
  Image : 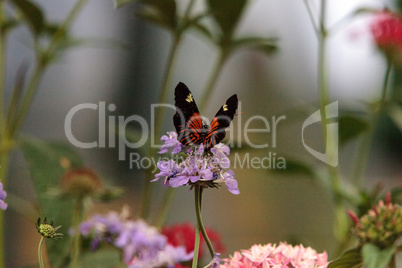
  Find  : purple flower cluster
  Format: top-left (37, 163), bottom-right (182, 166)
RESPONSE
top-left (0, 182), bottom-right (7, 210)
top-left (79, 209), bottom-right (192, 267)
top-left (154, 135), bottom-right (240, 195)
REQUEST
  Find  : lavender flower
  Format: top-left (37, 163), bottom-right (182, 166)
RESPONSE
top-left (0, 182), bottom-right (7, 210)
top-left (159, 131), bottom-right (184, 154)
top-left (153, 135), bottom-right (240, 195)
top-left (80, 208), bottom-right (192, 266)
top-left (204, 253), bottom-right (221, 268)
top-left (128, 244), bottom-right (193, 268)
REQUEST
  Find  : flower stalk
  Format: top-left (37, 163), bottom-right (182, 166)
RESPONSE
top-left (155, 187), bottom-right (176, 229)
top-left (141, 0), bottom-right (197, 221)
top-left (192, 218), bottom-right (201, 268)
top-left (199, 50), bottom-right (228, 111)
top-left (194, 185), bottom-right (215, 259)
top-left (352, 63), bottom-right (393, 186)
top-left (0, 3), bottom-right (8, 266)
top-left (0, 0), bottom-right (89, 264)
top-left (70, 197), bottom-right (84, 268)
top-left (38, 236), bottom-right (45, 268)
top-left (140, 36), bottom-right (181, 221)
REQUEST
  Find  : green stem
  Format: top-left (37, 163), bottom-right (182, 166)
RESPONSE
top-left (0, 1), bottom-right (88, 267)
top-left (10, 64), bottom-right (44, 137)
top-left (389, 253), bottom-right (396, 268)
top-left (192, 209), bottom-right (201, 268)
top-left (70, 197), bottom-right (84, 268)
top-left (352, 63), bottom-right (392, 186)
top-left (180, 0), bottom-right (196, 32)
top-left (47, 0), bottom-right (89, 57)
top-left (153, 36), bottom-right (181, 141)
top-left (155, 187), bottom-right (176, 229)
top-left (38, 237), bottom-right (45, 268)
top-left (140, 36), bottom-right (181, 220)
top-left (302, 0), bottom-right (319, 36)
top-left (12, 0), bottom-right (89, 138)
top-left (0, 1), bottom-right (6, 134)
top-left (194, 185), bottom-right (214, 259)
top-left (0, 147), bottom-right (9, 268)
top-left (317, 0), bottom-right (346, 250)
top-left (199, 50), bottom-right (227, 111)
top-left (139, 171), bottom-right (154, 220)
top-left (141, 0), bottom-right (198, 223)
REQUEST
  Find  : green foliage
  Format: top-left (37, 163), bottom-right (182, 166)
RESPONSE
top-left (21, 136), bottom-right (83, 267)
top-left (352, 7), bottom-right (382, 16)
top-left (338, 115), bottom-right (369, 147)
top-left (113, 0), bottom-right (135, 8)
top-left (387, 103), bottom-right (402, 132)
top-left (231, 37), bottom-right (278, 55)
top-left (362, 244), bottom-right (396, 268)
top-left (132, 0), bottom-right (177, 31)
top-left (207, 0), bottom-right (247, 42)
top-left (328, 247), bottom-right (362, 268)
top-left (10, 0), bottom-right (44, 35)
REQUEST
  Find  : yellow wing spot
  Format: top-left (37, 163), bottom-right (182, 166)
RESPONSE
top-left (223, 104), bottom-right (228, 111)
top-left (186, 94), bottom-right (193, 103)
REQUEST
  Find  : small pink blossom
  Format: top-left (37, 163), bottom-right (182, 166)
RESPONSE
top-left (221, 242), bottom-right (328, 268)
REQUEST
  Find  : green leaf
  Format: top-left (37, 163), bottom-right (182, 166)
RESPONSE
top-left (352, 7), bottom-right (382, 16)
top-left (136, 8), bottom-right (174, 31)
top-left (207, 0), bottom-right (247, 39)
top-left (191, 22), bottom-right (214, 40)
top-left (137, 0), bottom-right (177, 30)
top-left (186, 14), bottom-right (214, 40)
top-left (362, 244), bottom-right (396, 268)
top-left (20, 136), bottom-right (83, 267)
top-left (113, 0), bottom-right (135, 8)
top-left (10, 0), bottom-right (45, 35)
top-left (231, 37), bottom-right (278, 55)
top-left (1, 18), bottom-right (21, 34)
top-left (338, 115), bottom-right (369, 147)
top-left (59, 37), bottom-right (132, 51)
top-left (328, 247), bottom-right (362, 268)
top-left (270, 158), bottom-right (315, 178)
top-left (387, 104), bottom-right (402, 133)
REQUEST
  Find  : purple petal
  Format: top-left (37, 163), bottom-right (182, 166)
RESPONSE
top-left (223, 170), bottom-right (240, 195)
top-left (211, 143), bottom-right (230, 156)
top-left (172, 143), bottom-right (183, 154)
top-left (0, 200), bottom-right (7, 210)
top-left (169, 176), bottom-right (189, 187)
top-left (200, 169), bottom-right (213, 180)
top-left (189, 175), bottom-right (201, 183)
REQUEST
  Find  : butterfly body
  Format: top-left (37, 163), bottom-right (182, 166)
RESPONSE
top-left (173, 82), bottom-right (238, 150)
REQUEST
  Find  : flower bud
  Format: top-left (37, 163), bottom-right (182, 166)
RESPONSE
top-left (60, 168), bottom-right (102, 198)
top-left (349, 194), bottom-right (402, 248)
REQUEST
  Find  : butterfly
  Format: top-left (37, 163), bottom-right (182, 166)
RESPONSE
top-left (173, 82), bottom-right (238, 150)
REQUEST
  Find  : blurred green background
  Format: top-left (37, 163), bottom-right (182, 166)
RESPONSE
top-left (4, 0), bottom-right (401, 267)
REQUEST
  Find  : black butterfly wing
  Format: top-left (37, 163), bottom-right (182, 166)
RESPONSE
top-left (173, 82), bottom-right (204, 146)
top-left (204, 94), bottom-right (238, 149)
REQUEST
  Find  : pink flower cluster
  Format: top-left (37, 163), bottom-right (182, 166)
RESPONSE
top-left (221, 242), bottom-right (328, 268)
